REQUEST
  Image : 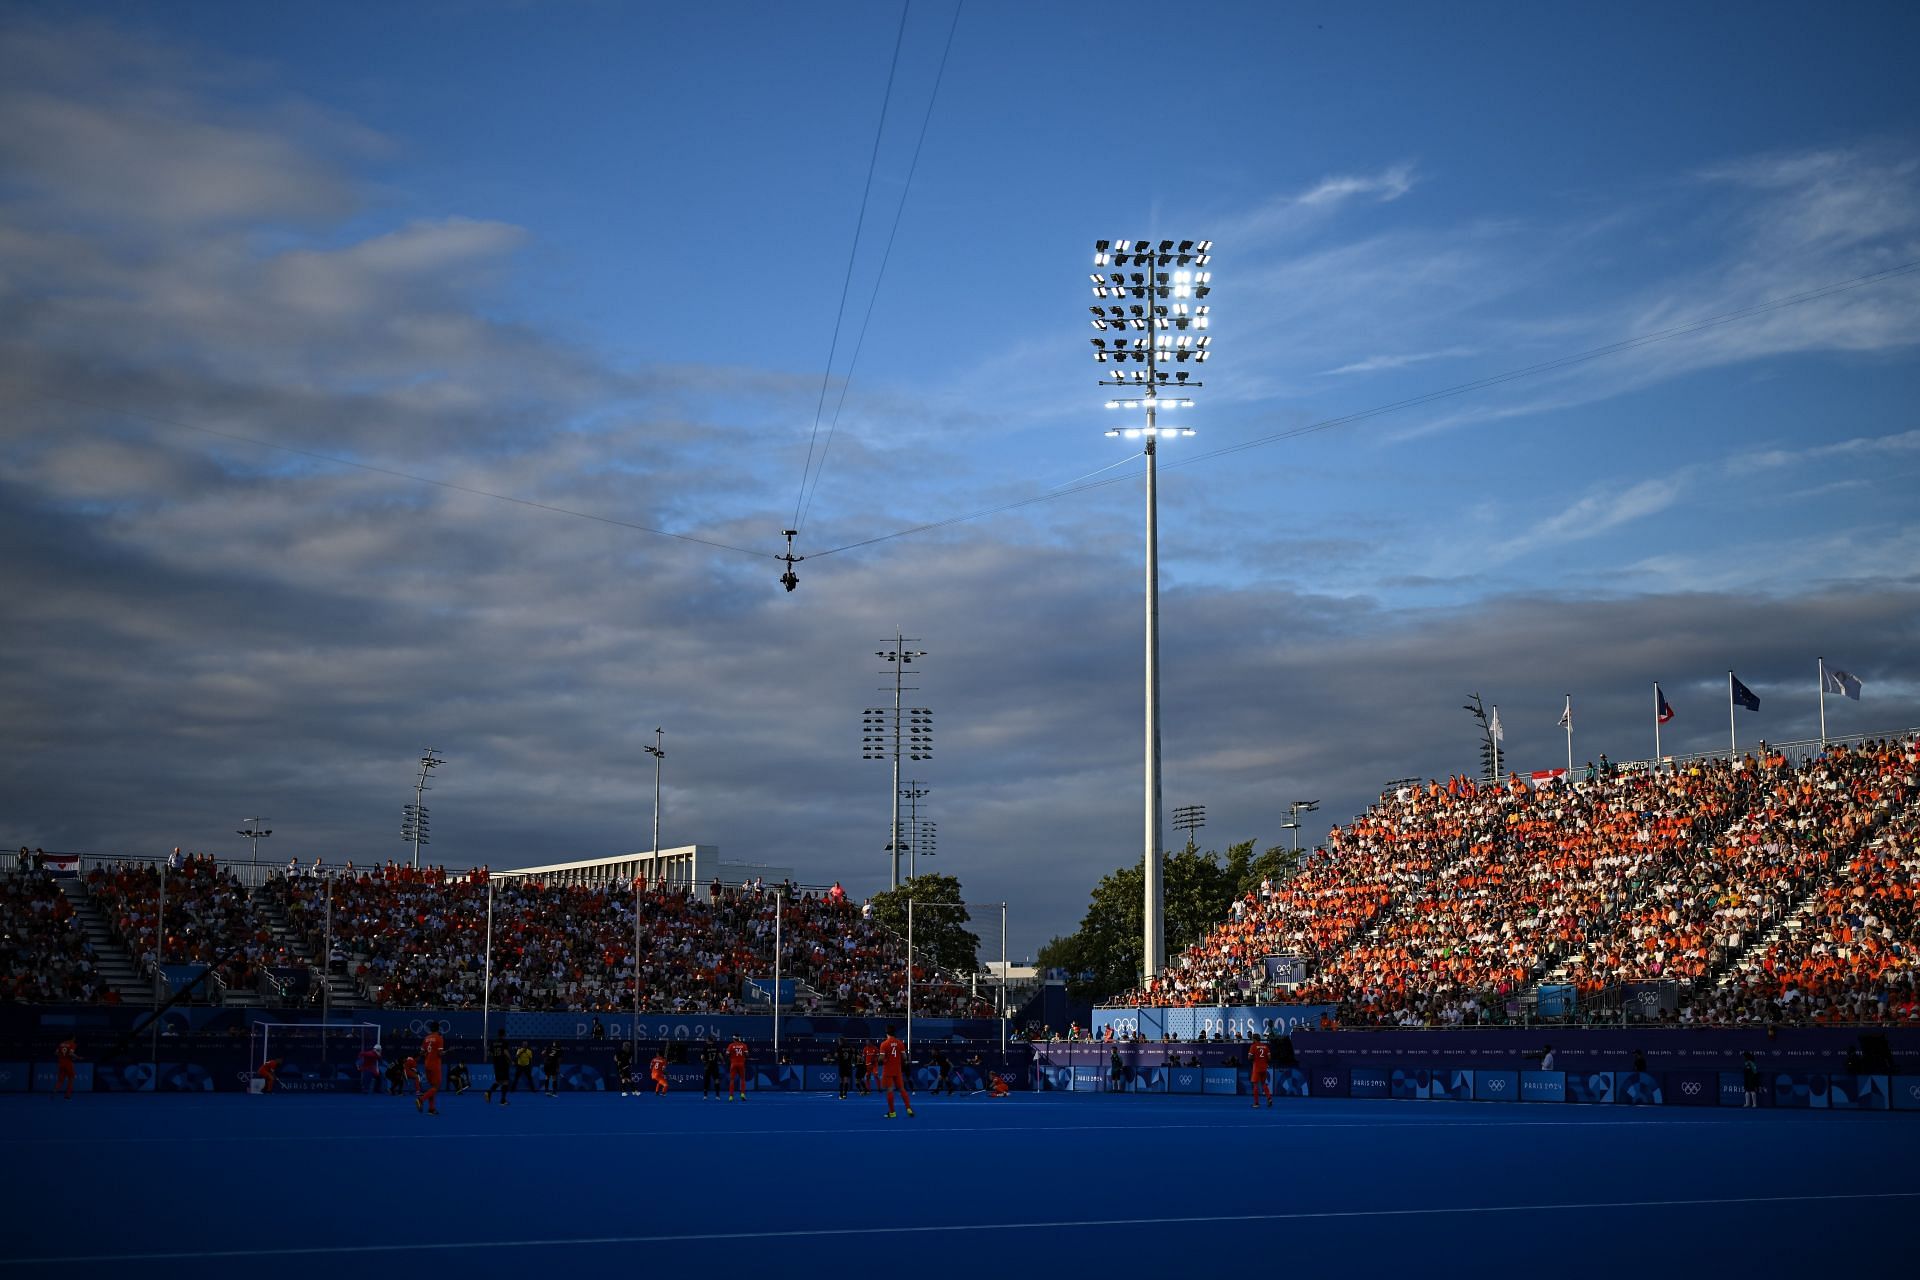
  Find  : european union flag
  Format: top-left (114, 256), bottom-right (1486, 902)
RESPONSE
top-left (1730, 673), bottom-right (1760, 712)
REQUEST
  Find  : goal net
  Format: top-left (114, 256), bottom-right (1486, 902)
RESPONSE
top-left (249, 1021), bottom-right (382, 1079)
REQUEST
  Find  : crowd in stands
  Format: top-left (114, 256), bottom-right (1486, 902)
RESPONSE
top-left (84, 853), bottom-right (283, 996)
top-left (270, 864), bottom-right (994, 1018)
top-left (1690, 742), bottom-right (1920, 1026)
top-left (15, 735), bottom-right (1917, 1029)
top-left (0, 867), bottom-right (103, 1002)
top-left (1563, 740), bottom-right (1914, 1004)
top-left (1117, 735), bottom-right (1920, 1028)
top-left (1127, 777), bottom-right (1494, 1007)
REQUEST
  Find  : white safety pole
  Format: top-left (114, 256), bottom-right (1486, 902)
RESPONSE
top-left (482, 877), bottom-right (494, 1050)
top-left (773, 886), bottom-right (782, 1057)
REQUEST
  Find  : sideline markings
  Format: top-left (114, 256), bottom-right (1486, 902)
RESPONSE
top-left (7, 1191), bottom-right (1918, 1265)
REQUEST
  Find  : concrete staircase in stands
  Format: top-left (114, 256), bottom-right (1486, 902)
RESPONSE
top-left (55, 878), bottom-right (152, 1005)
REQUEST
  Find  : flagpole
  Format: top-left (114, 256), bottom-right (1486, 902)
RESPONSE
top-left (1727, 670), bottom-right (1737, 760)
top-left (1818, 656), bottom-right (1827, 748)
top-left (1653, 684), bottom-right (1662, 762)
top-left (1564, 694), bottom-right (1573, 776)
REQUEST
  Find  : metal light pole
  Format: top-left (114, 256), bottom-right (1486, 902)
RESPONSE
top-left (1172, 803), bottom-right (1205, 853)
top-left (863, 638), bottom-right (930, 889)
top-left (645, 729), bottom-right (665, 883)
top-left (900, 782), bottom-right (930, 878)
top-left (237, 821), bottom-right (272, 869)
top-left (999, 901), bottom-right (1008, 1059)
top-left (483, 877), bottom-right (495, 1050)
top-left (641, 871), bottom-right (648, 1059)
top-left (402, 749), bottom-right (444, 870)
top-left (769, 884), bottom-right (784, 1057)
top-left (1093, 237), bottom-right (1212, 979)
top-left (152, 855), bottom-right (166, 1069)
top-left (321, 872), bottom-right (332, 1029)
top-left (1287, 800), bottom-right (1320, 854)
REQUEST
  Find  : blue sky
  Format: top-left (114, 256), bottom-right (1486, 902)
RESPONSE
top-left (3, 1), bottom-right (1918, 951)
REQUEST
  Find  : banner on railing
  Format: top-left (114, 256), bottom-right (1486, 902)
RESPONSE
top-left (1092, 1004), bottom-right (1334, 1041)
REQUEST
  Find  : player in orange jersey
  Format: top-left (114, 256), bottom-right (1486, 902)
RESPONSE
top-left (988, 1072), bottom-right (1010, 1098)
top-left (725, 1035), bottom-right (750, 1101)
top-left (258, 1058), bottom-right (282, 1094)
top-left (860, 1040), bottom-right (879, 1095)
top-left (1247, 1037), bottom-right (1273, 1109)
top-left (55, 1037), bottom-right (79, 1099)
top-left (877, 1025), bottom-right (913, 1119)
top-left (404, 1055), bottom-right (424, 1110)
top-left (649, 1049), bottom-right (668, 1095)
top-left (418, 1021), bottom-right (445, 1116)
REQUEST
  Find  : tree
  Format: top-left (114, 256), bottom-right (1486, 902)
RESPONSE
top-left (866, 873), bottom-right (981, 976)
top-left (1036, 839), bottom-right (1302, 1005)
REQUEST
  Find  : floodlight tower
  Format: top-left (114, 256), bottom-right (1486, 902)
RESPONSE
top-left (236, 820), bottom-right (272, 868)
top-left (401, 749), bottom-right (445, 869)
top-left (1091, 237), bottom-right (1212, 980)
top-left (900, 781), bottom-right (930, 877)
top-left (1172, 803), bottom-right (1205, 852)
top-left (862, 635), bottom-right (930, 889)
top-left (645, 728), bottom-right (665, 880)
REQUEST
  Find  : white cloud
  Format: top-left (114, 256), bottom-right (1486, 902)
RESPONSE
top-left (1322, 346), bottom-right (1476, 376)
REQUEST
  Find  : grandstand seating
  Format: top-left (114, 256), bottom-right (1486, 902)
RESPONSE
top-left (266, 866), bottom-right (994, 1018)
top-left (0, 868), bottom-right (104, 1002)
top-left (1123, 735), bottom-right (1920, 1027)
top-left (15, 737), bottom-right (1915, 1028)
top-left (83, 856), bottom-right (284, 1000)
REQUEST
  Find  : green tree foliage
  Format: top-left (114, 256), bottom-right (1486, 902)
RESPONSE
top-left (866, 873), bottom-right (981, 976)
top-left (1038, 840), bottom-right (1303, 1004)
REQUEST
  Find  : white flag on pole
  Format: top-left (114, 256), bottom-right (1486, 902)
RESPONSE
top-left (1558, 697), bottom-right (1572, 730)
top-left (1489, 705), bottom-right (1505, 743)
top-left (1820, 667), bottom-right (1863, 701)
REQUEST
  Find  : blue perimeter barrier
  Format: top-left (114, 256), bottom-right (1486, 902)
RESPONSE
top-left (1031, 1042), bottom-right (1920, 1112)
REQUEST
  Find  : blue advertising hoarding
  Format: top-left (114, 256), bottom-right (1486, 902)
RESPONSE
top-left (1665, 1071), bottom-right (1716, 1106)
top-left (1771, 1072), bottom-right (1830, 1109)
top-left (1390, 1068), bottom-right (1431, 1099)
top-left (1566, 1071), bottom-right (1615, 1104)
top-left (1474, 1070), bottom-right (1518, 1102)
top-left (1349, 1066), bottom-right (1390, 1098)
top-left (1202, 1068), bottom-right (1239, 1095)
top-left (1892, 1076), bottom-right (1920, 1111)
top-left (1613, 1071), bottom-right (1663, 1105)
top-left (1829, 1075), bottom-right (1889, 1110)
top-left (1520, 1071), bottom-right (1566, 1102)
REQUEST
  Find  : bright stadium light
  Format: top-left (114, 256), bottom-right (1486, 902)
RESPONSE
top-left (1088, 234), bottom-right (1216, 982)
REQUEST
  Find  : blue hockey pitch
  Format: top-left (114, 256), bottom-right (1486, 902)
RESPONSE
top-left (4, 1091), bottom-right (1913, 1277)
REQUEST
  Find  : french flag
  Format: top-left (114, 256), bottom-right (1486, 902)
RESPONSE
top-left (1655, 684), bottom-right (1675, 725)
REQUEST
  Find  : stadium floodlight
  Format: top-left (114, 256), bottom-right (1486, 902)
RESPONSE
top-left (1089, 235), bottom-right (1215, 980)
top-left (402, 749), bottom-right (445, 869)
top-left (645, 728), bottom-right (666, 877)
top-left (236, 821), bottom-right (272, 867)
top-left (865, 635), bottom-right (930, 889)
top-left (1172, 803), bottom-right (1206, 852)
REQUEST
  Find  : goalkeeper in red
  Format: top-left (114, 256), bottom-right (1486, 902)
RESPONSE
top-left (878, 1025), bottom-right (913, 1119)
top-left (725, 1034), bottom-right (750, 1101)
top-left (1247, 1037), bottom-right (1273, 1109)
